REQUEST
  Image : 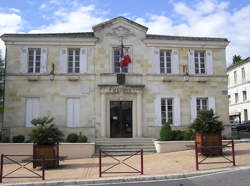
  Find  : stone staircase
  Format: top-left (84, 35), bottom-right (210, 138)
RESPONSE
top-left (92, 138), bottom-right (156, 156)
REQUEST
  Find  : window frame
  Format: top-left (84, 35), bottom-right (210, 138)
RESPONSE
top-left (161, 98), bottom-right (173, 125)
top-left (196, 97), bottom-right (208, 112)
top-left (235, 93), bottom-right (239, 103)
top-left (160, 50), bottom-right (172, 74)
top-left (194, 51), bottom-right (206, 74)
top-left (113, 47), bottom-right (129, 73)
top-left (243, 91), bottom-right (247, 101)
top-left (68, 48), bottom-right (80, 73)
top-left (28, 48), bottom-right (41, 73)
top-left (241, 67), bottom-right (245, 82)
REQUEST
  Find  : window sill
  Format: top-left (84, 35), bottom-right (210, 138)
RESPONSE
top-left (67, 76), bottom-right (80, 81)
top-left (27, 76), bottom-right (39, 81)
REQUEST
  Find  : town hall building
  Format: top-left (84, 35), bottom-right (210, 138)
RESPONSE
top-left (1, 17), bottom-right (230, 139)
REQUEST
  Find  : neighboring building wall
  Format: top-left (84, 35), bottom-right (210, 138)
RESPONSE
top-left (228, 58), bottom-right (250, 122)
top-left (1, 17), bottom-right (230, 139)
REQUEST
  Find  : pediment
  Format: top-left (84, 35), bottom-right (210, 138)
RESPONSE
top-left (93, 16), bottom-right (148, 33)
top-left (105, 25), bottom-right (135, 38)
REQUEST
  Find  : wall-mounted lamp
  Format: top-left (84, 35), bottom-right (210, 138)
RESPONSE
top-left (49, 64), bottom-right (55, 81)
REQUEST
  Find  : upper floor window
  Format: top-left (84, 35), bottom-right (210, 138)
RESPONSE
top-left (113, 47), bottom-right (129, 73)
top-left (160, 50), bottom-right (171, 74)
top-left (161, 98), bottom-right (173, 124)
top-left (241, 67), bottom-right (245, 82)
top-left (194, 51), bottom-right (206, 74)
top-left (243, 91), bottom-right (247, 101)
top-left (235, 93), bottom-right (238, 103)
top-left (228, 95), bottom-right (231, 105)
top-left (234, 71), bottom-right (237, 84)
top-left (68, 49), bottom-right (80, 73)
top-left (196, 98), bottom-right (208, 112)
top-left (28, 48), bottom-right (41, 73)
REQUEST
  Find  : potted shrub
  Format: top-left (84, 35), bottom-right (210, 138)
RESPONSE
top-left (190, 109), bottom-right (224, 155)
top-left (29, 116), bottom-right (64, 168)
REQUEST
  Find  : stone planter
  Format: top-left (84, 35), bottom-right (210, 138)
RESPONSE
top-left (154, 140), bottom-right (194, 153)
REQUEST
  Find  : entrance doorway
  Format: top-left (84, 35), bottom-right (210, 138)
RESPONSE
top-left (110, 101), bottom-right (132, 138)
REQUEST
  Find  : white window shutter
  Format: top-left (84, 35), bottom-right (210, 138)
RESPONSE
top-left (171, 49), bottom-right (179, 74)
top-left (26, 99), bottom-right (32, 127)
top-left (20, 48), bottom-right (28, 73)
top-left (40, 48), bottom-right (47, 73)
top-left (190, 97), bottom-right (197, 121)
top-left (60, 48), bottom-right (68, 73)
top-left (26, 98), bottom-right (39, 127)
top-left (173, 97), bottom-right (181, 126)
top-left (80, 48), bottom-right (87, 74)
top-left (154, 97), bottom-right (162, 126)
top-left (188, 50), bottom-right (195, 75)
top-left (74, 98), bottom-right (80, 127)
top-left (208, 97), bottom-right (216, 113)
top-left (32, 98), bottom-right (40, 120)
top-left (206, 50), bottom-right (213, 75)
top-left (67, 99), bottom-right (74, 127)
top-left (154, 48), bottom-right (160, 74)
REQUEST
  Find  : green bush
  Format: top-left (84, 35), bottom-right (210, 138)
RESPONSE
top-left (66, 133), bottom-right (79, 143)
top-left (28, 116), bottom-right (64, 145)
top-left (1, 137), bottom-right (10, 143)
top-left (12, 135), bottom-right (25, 143)
top-left (183, 130), bottom-right (195, 140)
top-left (160, 122), bottom-right (173, 141)
top-left (66, 132), bottom-right (88, 143)
top-left (78, 132), bottom-right (88, 143)
top-left (172, 130), bottom-right (184, 141)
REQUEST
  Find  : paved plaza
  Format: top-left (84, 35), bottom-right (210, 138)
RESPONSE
top-left (1, 142), bottom-right (250, 184)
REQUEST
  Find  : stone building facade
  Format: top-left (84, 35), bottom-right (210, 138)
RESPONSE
top-left (227, 57), bottom-right (250, 122)
top-left (1, 17), bottom-right (230, 139)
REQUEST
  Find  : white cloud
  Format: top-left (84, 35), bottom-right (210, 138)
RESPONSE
top-left (0, 13), bottom-right (23, 55)
top-left (30, 5), bottom-right (106, 33)
top-left (135, 0), bottom-right (250, 65)
top-left (9, 8), bottom-right (21, 13)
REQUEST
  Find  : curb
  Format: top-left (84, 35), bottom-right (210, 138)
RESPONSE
top-left (2, 165), bottom-right (250, 186)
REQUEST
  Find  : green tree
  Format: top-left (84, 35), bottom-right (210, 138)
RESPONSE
top-left (233, 55), bottom-right (242, 64)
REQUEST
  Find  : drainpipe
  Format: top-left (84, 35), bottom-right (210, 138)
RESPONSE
top-left (1, 46), bottom-right (7, 129)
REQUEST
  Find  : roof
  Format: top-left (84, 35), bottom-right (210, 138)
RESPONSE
top-left (227, 57), bottom-right (250, 71)
top-left (146, 34), bottom-right (229, 42)
top-left (1, 16), bottom-right (229, 43)
top-left (1, 32), bottom-right (95, 38)
top-left (92, 16), bottom-right (148, 31)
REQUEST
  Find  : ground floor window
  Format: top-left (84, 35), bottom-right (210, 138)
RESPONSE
top-left (161, 98), bottom-right (173, 124)
top-left (244, 109), bottom-right (248, 121)
top-left (196, 98), bottom-right (208, 112)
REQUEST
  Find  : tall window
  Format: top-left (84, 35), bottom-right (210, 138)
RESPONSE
top-left (243, 91), bottom-right (247, 101)
top-left (28, 48), bottom-right (41, 73)
top-left (196, 98), bottom-right (208, 112)
top-left (234, 71), bottom-right (237, 84)
top-left (244, 109), bottom-right (248, 121)
top-left (241, 67), bottom-right (245, 82)
top-left (235, 93), bottom-right (238, 103)
top-left (161, 98), bottom-right (173, 124)
top-left (194, 51), bottom-right (206, 74)
top-left (113, 47), bottom-right (129, 73)
top-left (160, 50), bottom-right (171, 74)
top-left (228, 95), bottom-right (231, 105)
top-left (67, 98), bottom-right (80, 127)
top-left (68, 49), bottom-right (80, 73)
top-left (26, 98), bottom-right (40, 127)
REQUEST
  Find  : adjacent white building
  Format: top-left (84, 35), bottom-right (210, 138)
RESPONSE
top-left (227, 57), bottom-right (250, 122)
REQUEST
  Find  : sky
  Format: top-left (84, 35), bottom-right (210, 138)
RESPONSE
top-left (0, 0), bottom-right (250, 65)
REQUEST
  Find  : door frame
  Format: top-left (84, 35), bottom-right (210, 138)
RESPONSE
top-left (110, 101), bottom-right (133, 138)
top-left (106, 97), bottom-right (137, 138)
